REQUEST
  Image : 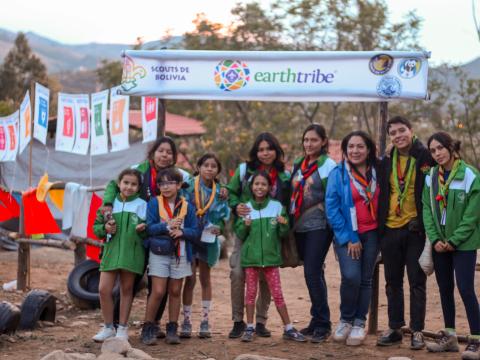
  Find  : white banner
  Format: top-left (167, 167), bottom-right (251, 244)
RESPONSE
top-left (55, 93), bottom-right (76, 152)
top-left (109, 86), bottom-right (129, 152)
top-left (0, 111), bottom-right (19, 162)
top-left (91, 90), bottom-right (109, 156)
top-left (33, 82), bottom-right (50, 144)
top-left (19, 91), bottom-right (32, 154)
top-left (141, 96), bottom-right (157, 143)
top-left (72, 94), bottom-right (90, 154)
top-left (119, 50), bottom-right (429, 102)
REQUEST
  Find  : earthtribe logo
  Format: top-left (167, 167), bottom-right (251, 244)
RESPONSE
top-left (214, 60), bottom-right (251, 91)
top-left (121, 55), bottom-right (147, 92)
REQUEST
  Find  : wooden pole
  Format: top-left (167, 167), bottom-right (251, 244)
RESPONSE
top-left (17, 201), bottom-right (30, 291)
top-left (157, 99), bottom-right (166, 137)
top-left (368, 101), bottom-right (389, 335)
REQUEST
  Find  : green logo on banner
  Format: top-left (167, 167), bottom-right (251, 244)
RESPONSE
top-left (94, 103), bottom-right (104, 135)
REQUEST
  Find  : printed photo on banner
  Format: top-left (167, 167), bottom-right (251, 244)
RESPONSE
top-left (33, 82), bottom-right (50, 145)
top-left (0, 111), bottom-right (20, 162)
top-left (72, 94), bottom-right (90, 155)
top-left (109, 86), bottom-right (129, 152)
top-left (90, 90), bottom-right (109, 156)
top-left (55, 93), bottom-right (76, 153)
top-left (141, 96), bottom-right (157, 143)
top-left (19, 91), bottom-right (31, 155)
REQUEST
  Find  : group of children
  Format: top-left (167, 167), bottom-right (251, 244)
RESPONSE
top-left (92, 152), bottom-right (299, 345)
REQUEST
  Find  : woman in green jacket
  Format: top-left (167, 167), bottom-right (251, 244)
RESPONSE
top-left (235, 171), bottom-right (305, 343)
top-left (422, 132), bottom-right (480, 359)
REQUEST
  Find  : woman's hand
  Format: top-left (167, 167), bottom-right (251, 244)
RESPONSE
top-left (219, 187), bottom-right (229, 200)
top-left (236, 203), bottom-right (251, 217)
top-left (347, 241), bottom-right (362, 260)
top-left (105, 220), bottom-right (116, 234)
top-left (434, 241), bottom-right (446, 253)
top-left (276, 215), bottom-right (287, 225)
top-left (136, 223), bottom-right (146, 232)
top-left (169, 229), bottom-right (183, 239)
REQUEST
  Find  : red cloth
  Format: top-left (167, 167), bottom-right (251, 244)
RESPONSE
top-left (350, 180), bottom-right (379, 234)
top-left (0, 189), bottom-right (20, 221)
top-left (86, 193), bottom-right (102, 263)
top-left (22, 188), bottom-right (61, 235)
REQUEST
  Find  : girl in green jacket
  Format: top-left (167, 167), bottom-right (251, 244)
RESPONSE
top-left (92, 169), bottom-right (147, 343)
top-left (422, 132), bottom-right (480, 359)
top-left (235, 171), bottom-right (306, 343)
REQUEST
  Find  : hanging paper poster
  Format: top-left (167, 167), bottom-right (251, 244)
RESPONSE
top-left (19, 91), bottom-right (32, 155)
top-left (141, 96), bottom-right (158, 143)
top-left (0, 111), bottom-right (20, 162)
top-left (109, 86), bottom-right (129, 152)
top-left (33, 82), bottom-right (50, 144)
top-left (55, 93), bottom-right (76, 152)
top-left (72, 94), bottom-right (90, 154)
top-left (90, 90), bottom-right (109, 155)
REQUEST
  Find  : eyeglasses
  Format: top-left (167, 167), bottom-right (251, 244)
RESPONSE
top-left (158, 181), bottom-right (178, 187)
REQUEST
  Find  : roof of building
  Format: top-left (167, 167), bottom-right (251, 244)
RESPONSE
top-left (127, 110), bottom-right (205, 136)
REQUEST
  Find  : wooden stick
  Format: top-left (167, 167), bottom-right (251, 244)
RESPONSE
top-left (70, 235), bottom-right (103, 248)
top-left (14, 237), bottom-right (75, 250)
top-left (17, 202), bottom-right (29, 291)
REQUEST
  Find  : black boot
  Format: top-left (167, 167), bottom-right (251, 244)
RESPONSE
top-left (229, 321), bottom-right (246, 338)
top-left (165, 322), bottom-right (180, 345)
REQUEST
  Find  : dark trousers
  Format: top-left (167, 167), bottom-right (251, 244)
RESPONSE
top-left (295, 229), bottom-right (332, 330)
top-left (380, 226), bottom-right (426, 332)
top-left (433, 249), bottom-right (480, 335)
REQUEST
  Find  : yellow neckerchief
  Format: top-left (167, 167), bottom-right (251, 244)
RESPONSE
top-left (158, 195), bottom-right (188, 222)
top-left (194, 176), bottom-right (216, 217)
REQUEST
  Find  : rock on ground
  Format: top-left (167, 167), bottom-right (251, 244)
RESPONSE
top-left (126, 348), bottom-right (154, 359)
top-left (234, 355), bottom-right (289, 360)
top-left (101, 337), bottom-right (131, 355)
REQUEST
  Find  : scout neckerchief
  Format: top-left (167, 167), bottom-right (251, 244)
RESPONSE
top-left (158, 195), bottom-right (188, 261)
top-left (194, 176), bottom-right (216, 217)
top-left (346, 161), bottom-right (377, 220)
top-left (149, 160), bottom-right (158, 197)
top-left (392, 146), bottom-right (416, 216)
top-left (290, 156), bottom-right (318, 219)
top-left (436, 159), bottom-right (461, 225)
top-left (259, 165), bottom-right (278, 197)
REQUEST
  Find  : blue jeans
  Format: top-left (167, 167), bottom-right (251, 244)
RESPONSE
top-left (335, 230), bottom-right (379, 326)
top-left (295, 229), bottom-right (332, 330)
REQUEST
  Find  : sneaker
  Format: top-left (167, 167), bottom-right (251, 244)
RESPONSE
top-left (462, 338), bottom-right (480, 360)
top-left (242, 327), bottom-right (255, 342)
top-left (346, 325), bottom-right (365, 346)
top-left (92, 324), bottom-right (116, 342)
top-left (311, 327), bottom-right (331, 343)
top-left (229, 321), bottom-right (246, 339)
top-left (141, 321), bottom-right (158, 346)
top-left (410, 331), bottom-right (426, 350)
top-left (333, 321), bottom-right (352, 342)
top-left (198, 320), bottom-right (211, 338)
top-left (255, 323), bottom-right (271, 337)
top-left (179, 320), bottom-right (192, 338)
top-left (165, 322), bottom-right (180, 345)
top-left (426, 330), bottom-right (459, 352)
top-left (377, 328), bottom-right (403, 346)
top-left (115, 325), bottom-right (129, 341)
top-left (283, 328), bottom-right (307, 342)
top-left (299, 326), bottom-right (314, 336)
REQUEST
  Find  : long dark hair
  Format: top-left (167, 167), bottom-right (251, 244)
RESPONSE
top-left (147, 136), bottom-right (178, 165)
top-left (341, 130), bottom-right (378, 168)
top-left (427, 131), bottom-right (461, 159)
top-left (247, 132), bottom-right (285, 172)
top-left (302, 123), bottom-right (329, 156)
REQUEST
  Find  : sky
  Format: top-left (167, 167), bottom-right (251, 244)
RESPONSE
top-left (1, 0), bottom-right (479, 66)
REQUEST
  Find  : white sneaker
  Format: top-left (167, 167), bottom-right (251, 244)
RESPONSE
top-left (92, 324), bottom-right (116, 342)
top-left (333, 321), bottom-right (352, 342)
top-left (115, 325), bottom-right (129, 341)
top-left (346, 325), bottom-right (366, 346)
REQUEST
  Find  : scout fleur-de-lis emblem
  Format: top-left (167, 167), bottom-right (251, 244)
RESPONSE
top-left (121, 55), bottom-right (147, 91)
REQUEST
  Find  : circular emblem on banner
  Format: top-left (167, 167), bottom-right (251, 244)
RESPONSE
top-left (398, 58), bottom-right (422, 79)
top-left (214, 60), bottom-right (250, 91)
top-left (377, 76), bottom-right (402, 98)
top-left (369, 54), bottom-right (394, 75)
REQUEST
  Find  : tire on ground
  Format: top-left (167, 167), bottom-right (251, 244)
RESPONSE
top-left (0, 301), bottom-right (21, 334)
top-left (19, 290), bottom-right (56, 330)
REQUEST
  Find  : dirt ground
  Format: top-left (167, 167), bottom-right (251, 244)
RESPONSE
top-left (0, 246), bottom-right (477, 360)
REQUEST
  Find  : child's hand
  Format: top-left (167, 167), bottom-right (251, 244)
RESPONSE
top-left (136, 223), bottom-right (146, 232)
top-left (168, 218), bottom-right (183, 229)
top-left (210, 227), bottom-right (221, 235)
top-left (244, 217), bottom-right (252, 226)
top-left (101, 205), bottom-right (113, 216)
top-left (277, 215), bottom-right (287, 225)
top-left (219, 187), bottom-right (229, 200)
top-left (105, 220), bottom-right (116, 234)
top-left (236, 203), bottom-right (251, 217)
top-left (169, 229), bottom-right (183, 239)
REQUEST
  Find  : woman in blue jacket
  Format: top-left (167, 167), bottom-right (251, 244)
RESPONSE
top-left (326, 131), bottom-right (380, 346)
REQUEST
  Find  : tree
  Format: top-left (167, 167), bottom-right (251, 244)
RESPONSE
top-left (0, 32), bottom-right (48, 106)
